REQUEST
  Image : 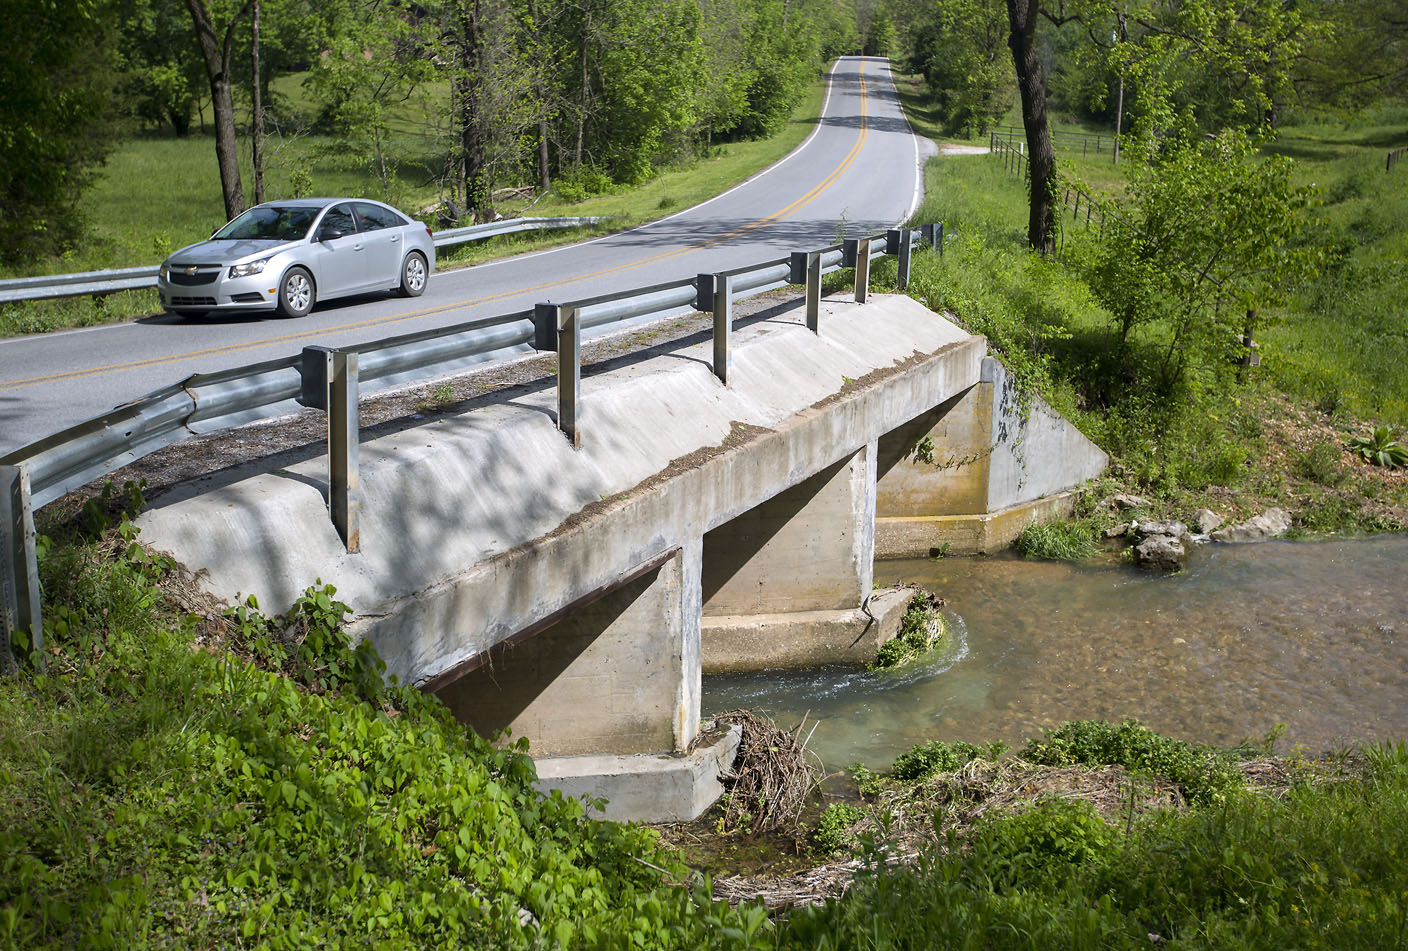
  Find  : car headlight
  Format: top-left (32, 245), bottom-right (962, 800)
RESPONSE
top-left (229, 258), bottom-right (270, 279)
top-left (159, 265), bottom-right (170, 281)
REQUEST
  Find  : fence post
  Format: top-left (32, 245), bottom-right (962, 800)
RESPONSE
top-left (1, 464), bottom-right (42, 673)
top-left (699, 272), bottom-right (732, 385)
top-left (301, 346), bottom-right (361, 552)
top-left (557, 306), bottom-right (582, 447)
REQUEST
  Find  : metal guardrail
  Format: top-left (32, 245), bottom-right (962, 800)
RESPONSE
top-left (0, 223), bottom-right (941, 668)
top-left (0, 217), bottom-right (608, 305)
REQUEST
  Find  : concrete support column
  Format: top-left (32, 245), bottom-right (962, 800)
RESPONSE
top-left (702, 447), bottom-right (874, 617)
top-left (698, 445), bottom-right (911, 671)
top-left (432, 547), bottom-right (698, 756)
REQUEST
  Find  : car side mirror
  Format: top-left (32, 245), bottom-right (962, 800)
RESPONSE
top-left (318, 226), bottom-right (346, 242)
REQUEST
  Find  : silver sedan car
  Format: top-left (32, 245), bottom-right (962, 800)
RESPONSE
top-left (158, 198), bottom-right (436, 318)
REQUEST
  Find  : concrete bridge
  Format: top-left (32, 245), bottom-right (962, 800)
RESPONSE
top-left (137, 294), bottom-right (1103, 820)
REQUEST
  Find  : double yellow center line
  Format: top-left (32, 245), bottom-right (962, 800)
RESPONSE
top-left (4, 61), bottom-right (870, 391)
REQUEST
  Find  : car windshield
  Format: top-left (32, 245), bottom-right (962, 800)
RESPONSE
top-left (212, 206), bottom-right (320, 241)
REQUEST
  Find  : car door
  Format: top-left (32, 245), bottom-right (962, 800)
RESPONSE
top-left (307, 203), bottom-right (370, 298)
top-left (354, 202), bottom-right (407, 288)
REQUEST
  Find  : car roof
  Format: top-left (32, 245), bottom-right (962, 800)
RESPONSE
top-left (249, 198), bottom-right (394, 210)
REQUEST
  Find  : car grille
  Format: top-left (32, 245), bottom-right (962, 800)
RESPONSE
top-left (169, 296), bottom-right (217, 306)
top-left (167, 264), bottom-right (220, 286)
top-left (231, 293), bottom-right (264, 303)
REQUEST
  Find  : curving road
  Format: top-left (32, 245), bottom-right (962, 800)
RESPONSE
top-left (0, 56), bottom-right (931, 456)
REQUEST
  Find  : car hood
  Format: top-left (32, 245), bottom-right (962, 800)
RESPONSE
top-left (167, 238), bottom-right (301, 265)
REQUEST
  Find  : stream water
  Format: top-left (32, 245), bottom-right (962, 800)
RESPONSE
top-left (703, 535), bottom-right (1408, 769)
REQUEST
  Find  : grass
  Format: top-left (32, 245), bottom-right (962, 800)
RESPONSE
top-left (782, 741), bottom-right (1408, 950)
top-left (0, 72), bottom-right (827, 337)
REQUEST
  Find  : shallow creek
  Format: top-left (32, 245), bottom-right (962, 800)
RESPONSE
top-left (703, 535), bottom-right (1408, 769)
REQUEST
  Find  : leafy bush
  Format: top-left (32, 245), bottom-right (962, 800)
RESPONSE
top-left (870, 593), bottom-right (947, 669)
top-left (1294, 440), bottom-right (1349, 486)
top-left (965, 798), bottom-right (1121, 891)
top-left (812, 803), bottom-right (863, 855)
top-left (1014, 518), bottom-right (1099, 561)
top-left (1021, 719), bottom-right (1244, 805)
top-left (1346, 426), bottom-right (1408, 468)
top-left (890, 740), bottom-right (1009, 783)
top-left (2, 523), bottom-right (774, 949)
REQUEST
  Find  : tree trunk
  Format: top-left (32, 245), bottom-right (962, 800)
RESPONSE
top-left (1005, 0), bottom-right (1056, 254)
top-left (454, 0), bottom-right (491, 221)
top-left (1238, 308), bottom-right (1259, 383)
top-left (184, 0), bottom-right (254, 221)
top-left (251, 0), bottom-right (264, 205)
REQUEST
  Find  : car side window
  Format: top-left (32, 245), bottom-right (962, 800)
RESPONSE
top-left (319, 204), bottom-right (358, 239)
top-left (355, 202), bottom-right (404, 232)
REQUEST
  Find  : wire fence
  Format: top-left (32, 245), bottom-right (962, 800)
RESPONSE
top-left (990, 125), bottom-right (1117, 161)
top-left (1389, 146), bottom-right (1407, 172)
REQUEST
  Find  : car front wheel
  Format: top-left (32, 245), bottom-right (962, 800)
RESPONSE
top-left (277, 267), bottom-right (315, 317)
top-left (398, 252), bottom-right (428, 298)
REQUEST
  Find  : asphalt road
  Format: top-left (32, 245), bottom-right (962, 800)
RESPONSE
top-left (0, 56), bottom-right (932, 457)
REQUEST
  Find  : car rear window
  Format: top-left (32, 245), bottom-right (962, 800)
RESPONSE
top-left (355, 202), bottom-right (407, 231)
top-left (213, 206), bottom-right (320, 241)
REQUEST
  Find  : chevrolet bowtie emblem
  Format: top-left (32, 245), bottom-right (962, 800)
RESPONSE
top-left (184, 266), bottom-right (199, 276)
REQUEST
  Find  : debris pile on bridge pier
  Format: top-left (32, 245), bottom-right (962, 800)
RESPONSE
top-left (712, 709), bottom-right (823, 835)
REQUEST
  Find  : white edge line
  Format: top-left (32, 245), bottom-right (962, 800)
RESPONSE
top-left (882, 58), bottom-right (929, 225)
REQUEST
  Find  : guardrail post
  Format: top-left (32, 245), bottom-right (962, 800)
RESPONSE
top-left (699, 273), bottom-right (733, 385)
top-left (1, 464), bottom-right (42, 673)
top-left (805, 252), bottom-right (821, 332)
top-left (301, 346), bottom-right (360, 552)
top-left (558, 306), bottom-right (582, 447)
top-left (852, 237), bottom-right (871, 304)
top-left (887, 228), bottom-right (913, 290)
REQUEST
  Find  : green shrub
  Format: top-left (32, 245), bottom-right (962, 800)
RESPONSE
top-left (890, 740), bottom-right (1009, 783)
top-left (813, 803), bottom-right (863, 855)
top-left (1014, 518), bottom-right (1099, 561)
top-left (2, 524), bottom-right (774, 949)
top-left (870, 593), bottom-right (946, 669)
top-left (966, 798), bottom-right (1121, 891)
top-left (1346, 426), bottom-right (1408, 468)
top-left (1021, 719), bottom-right (1244, 805)
top-left (1294, 440), bottom-right (1349, 485)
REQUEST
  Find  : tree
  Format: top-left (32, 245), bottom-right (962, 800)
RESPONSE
top-left (1005, 0), bottom-right (1061, 253)
top-left (183, 0), bottom-right (258, 221)
top-left (116, 0), bottom-right (208, 135)
top-left (912, 0), bottom-right (1014, 135)
top-left (0, 0), bottom-right (120, 262)
top-left (1080, 131), bottom-right (1319, 390)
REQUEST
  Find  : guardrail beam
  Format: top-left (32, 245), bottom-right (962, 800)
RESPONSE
top-left (1, 464), bottom-right (42, 674)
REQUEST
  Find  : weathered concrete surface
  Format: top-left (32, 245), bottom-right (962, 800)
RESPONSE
top-left (701, 586), bottom-right (912, 673)
top-left (432, 552), bottom-right (688, 756)
top-left (533, 724), bottom-right (742, 823)
top-left (874, 357), bottom-right (1106, 555)
top-left (875, 491), bottom-right (1082, 558)
top-left (137, 294), bottom-right (983, 753)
